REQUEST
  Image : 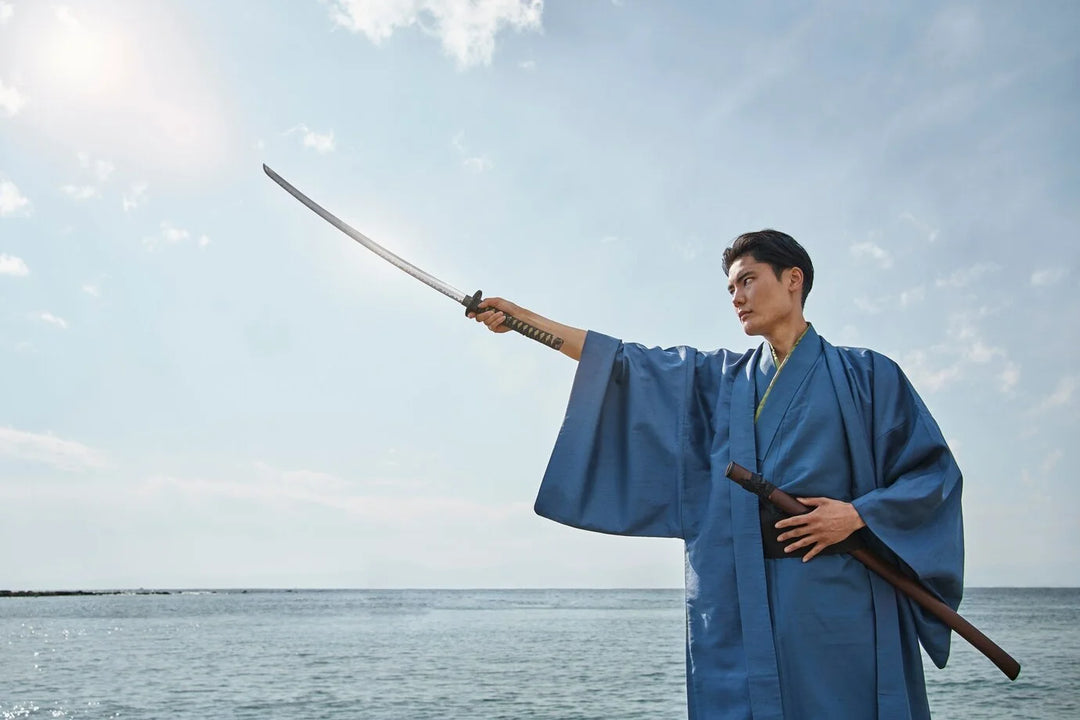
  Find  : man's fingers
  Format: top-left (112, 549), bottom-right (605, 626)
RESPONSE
top-left (774, 515), bottom-right (810, 529)
top-left (776, 527), bottom-right (811, 543)
top-left (783, 536), bottom-right (815, 553)
top-left (802, 543), bottom-right (824, 562)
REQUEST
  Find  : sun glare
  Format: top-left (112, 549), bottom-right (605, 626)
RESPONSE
top-left (12, 3), bottom-right (230, 178)
top-left (40, 6), bottom-right (129, 97)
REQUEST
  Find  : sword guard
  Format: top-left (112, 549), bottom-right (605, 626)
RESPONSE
top-left (464, 290), bottom-right (485, 316)
top-left (464, 290), bottom-right (565, 351)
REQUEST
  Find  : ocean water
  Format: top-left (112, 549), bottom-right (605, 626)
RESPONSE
top-left (1, 588), bottom-right (1075, 719)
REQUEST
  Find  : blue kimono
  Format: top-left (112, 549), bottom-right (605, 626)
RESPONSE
top-left (535, 325), bottom-right (964, 719)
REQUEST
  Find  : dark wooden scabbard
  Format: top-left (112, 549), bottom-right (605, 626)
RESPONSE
top-left (725, 461), bottom-right (1021, 681)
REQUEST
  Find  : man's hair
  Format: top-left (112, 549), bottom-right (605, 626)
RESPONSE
top-left (721, 229), bottom-right (814, 307)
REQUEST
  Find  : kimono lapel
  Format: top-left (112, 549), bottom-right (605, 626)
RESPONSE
top-left (754, 325), bottom-right (823, 464)
top-left (822, 339), bottom-right (909, 718)
top-left (728, 345), bottom-right (784, 720)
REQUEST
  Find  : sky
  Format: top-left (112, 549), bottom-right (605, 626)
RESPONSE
top-left (0, 0), bottom-right (1077, 590)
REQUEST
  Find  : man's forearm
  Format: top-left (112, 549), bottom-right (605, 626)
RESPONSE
top-left (511, 307), bottom-right (587, 361)
top-left (473, 297), bottom-right (587, 360)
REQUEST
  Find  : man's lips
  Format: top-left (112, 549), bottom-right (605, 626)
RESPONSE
top-left (738, 311), bottom-right (751, 321)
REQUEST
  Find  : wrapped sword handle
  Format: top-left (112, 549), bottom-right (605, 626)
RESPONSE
top-left (464, 290), bottom-right (564, 351)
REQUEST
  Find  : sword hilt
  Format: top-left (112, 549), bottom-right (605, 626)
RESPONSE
top-left (464, 290), bottom-right (564, 351)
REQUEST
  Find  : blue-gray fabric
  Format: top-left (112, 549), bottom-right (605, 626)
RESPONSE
top-left (535, 326), bottom-right (964, 720)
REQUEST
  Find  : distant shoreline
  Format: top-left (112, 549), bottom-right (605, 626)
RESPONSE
top-left (0, 590), bottom-right (175, 598)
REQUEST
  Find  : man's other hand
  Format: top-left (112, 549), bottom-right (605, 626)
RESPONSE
top-left (774, 497), bottom-right (866, 562)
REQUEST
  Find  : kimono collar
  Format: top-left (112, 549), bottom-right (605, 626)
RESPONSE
top-left (755, 323), bottom-right (814, 422)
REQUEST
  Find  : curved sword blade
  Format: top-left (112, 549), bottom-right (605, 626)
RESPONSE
top-left (263, 164), bottom-right (469, 305)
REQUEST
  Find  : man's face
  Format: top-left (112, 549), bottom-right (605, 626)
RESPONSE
top-left (726, 256), bottom-right (800, 337)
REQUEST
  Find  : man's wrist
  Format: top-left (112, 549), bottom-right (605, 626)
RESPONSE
top-left (847, 502), bottom-right (867, 531)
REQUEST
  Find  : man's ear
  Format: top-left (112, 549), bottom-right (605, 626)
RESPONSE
top-left (788, 267), bottom-right (804, 295)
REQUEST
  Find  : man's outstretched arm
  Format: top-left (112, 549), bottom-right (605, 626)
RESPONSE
top-left (468, 296), bottom-right (587, 361)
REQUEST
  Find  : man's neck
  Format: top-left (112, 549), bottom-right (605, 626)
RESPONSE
top-left (765, 318), bottom-right (810, 365)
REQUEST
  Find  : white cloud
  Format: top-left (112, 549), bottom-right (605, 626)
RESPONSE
top-left (1041, 449), bottom-right (1063, 475)
top-left (964, 341), bottom-right (1001, 363)
top-left (0, 253), bottom-right (29, 276)
top-left (519, 59), bottom-right (536, 70)
top-left (82, 283), bottom-right (100, 297)
top-left (55, 4), bottom-right (80, 28)
top-left (61, 184), bottom-right (100, 200)
top-left (463, 155), bottom-right (493, 172)
top-left (328, 0), bottom-right (544, 68)
top-left (143, 221), bottom-right (208, 250)
top-left (0, 77), bottom-right (26, 117)
top-left (37, 311), bottom-right (68, 329)
top-left (144, 462), bottom-right (518, 529)
top-left (899, 285), bottom-right (925, 307)
top-left (303, 128), bottom-right (335, 153)
top-left (122, 183), bottom-right (148, 212)
top-left (935, 262), bottom-right (999, 288)
top-left (0, 426), bottom-right (108, 471)
top-left (77, 152), bottom-right (115, 182)
top-left (77, 151), bottom-right (115, 180)
top-left (1031, 268), bottom-right (1066, 287)
top-left (853, 296), bottom-right (882, 314)
top-left (63, 153), bottom-right (115, 201)
top-left (452, 130), bottom-right (493, 172)
top-left (900, 313), bottom-right (1017, 396)
top-left (850, 241), bottom-right (893, 269)
top-left (161, 223), bottom-right (188, 243)
top-left (946, 311), bottom-right (1007, 364)
top-left (0, 2), bottom-right (13, 24)
top-left (901, 349), bottom-right (962, 394)
top-left (998, 362), bottom-right (1020, 393)
top-left (0, 178), bottom-right (31, 216)
top-left (899, 211), bottom-right (939, 243)
top-left (672, 234), bottom-right (704, 261)
top-left (1034, 375), bottom-right (1078, 413)
top-left (143, 221), bottom-right (184, 248)
top-left (286, 124), bottom-right (335, 153)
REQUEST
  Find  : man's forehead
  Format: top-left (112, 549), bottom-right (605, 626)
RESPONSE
top-left (726, 256), bottom-right (768, 280)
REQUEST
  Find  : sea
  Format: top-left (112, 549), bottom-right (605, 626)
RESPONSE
top-left (1, 588), bottom-right (1075, 719)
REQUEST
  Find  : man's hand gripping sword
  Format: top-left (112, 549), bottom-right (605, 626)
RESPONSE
top-left (263, 164), bottom-right (563, 351)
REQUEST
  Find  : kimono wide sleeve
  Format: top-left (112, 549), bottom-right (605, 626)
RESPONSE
top-left (535, 331), bottom-right (702, 539)
top-left (846, 352), bottom-right (965, 667)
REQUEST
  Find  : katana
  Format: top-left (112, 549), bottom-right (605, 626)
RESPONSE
top-left (263, 164), bottom-right (563, 350)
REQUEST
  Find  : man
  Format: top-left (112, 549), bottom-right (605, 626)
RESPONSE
top-left (470, 229), bottom-right (964, 719)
